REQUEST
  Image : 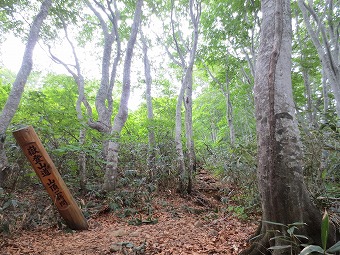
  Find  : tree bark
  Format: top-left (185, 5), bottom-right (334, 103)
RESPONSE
top-left (241, 1), bottom-right (336, 254)
top-left (48, 19), bottom-right (93, 192)
top-left (298, 0), bottom-right (340, 120)
top-left (103, 0), bottom-right (143, 191)
top-left (169, 0), bottom-right (200, 194)
top-left (223, 56), bottom-right (235, 146)
top-left (0, 0), bottom-right (52, 187)
top-left (175, 84), bottom-right (186, 193)
top-left (184, 0), bottom-right (200, 193)
top-left (86, 0), bottom-right (121, 134)
top-left (141, 30), bottom-right (156, 179)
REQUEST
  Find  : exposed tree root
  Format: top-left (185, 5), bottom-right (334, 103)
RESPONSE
top-left (239, 232), bottom-right (271, 255)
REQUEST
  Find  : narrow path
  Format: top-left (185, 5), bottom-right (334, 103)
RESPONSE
top-left (1, 171), bottom-right (258, 254)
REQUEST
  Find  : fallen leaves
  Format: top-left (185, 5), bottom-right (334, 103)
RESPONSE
top-left (1, 171), bottom-right (258, 254)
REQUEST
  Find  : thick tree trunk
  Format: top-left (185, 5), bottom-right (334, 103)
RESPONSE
top-left (103, 0), bottom-right (143, 191)
top-left (0, 0), bottom-right (52, 187)
top-left (241, 1), bottom-right (336, 254)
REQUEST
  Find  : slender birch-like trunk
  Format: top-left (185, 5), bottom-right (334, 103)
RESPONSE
top-left (141, 31), bottom-right (156, 178)
top-left (175, 84), bottom-right (186, 192)
top-left (103, 0), bottom-right (143, 191)
top-left (49, 19), bottom-right (93, 191)
top-left (298, 0), bottom-right (340, 120)
top-left (0, 0), bottom-right (52, 187)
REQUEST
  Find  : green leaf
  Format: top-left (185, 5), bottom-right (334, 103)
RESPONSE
top-left (289, 222), bottom-right (306, 227)
top-left (321, 210), bottom-right (329, 251)
top-left (326, 241), bottom-right (340, 253)
top-left (287, 226), bottom-right (297, 235)
top-left (300, 245), bottom-right (324, 255)
top-left (268, 245), bottom-right (292, 250)
top-left (262, 220), bottom-right (287, 227)
top-left (294, 234), bottom-right (309, 241)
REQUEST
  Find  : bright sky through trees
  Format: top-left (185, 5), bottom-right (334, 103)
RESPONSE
top-left (0, 34), bottom-right (145, 110)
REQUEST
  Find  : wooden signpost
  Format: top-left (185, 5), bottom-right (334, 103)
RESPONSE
top-left (13, 126), bottom-right (89, 230)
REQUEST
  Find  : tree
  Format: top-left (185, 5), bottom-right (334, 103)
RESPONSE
top-left (48, 14), bottom-right (93, 191)
top-left (0, 0), bottom-right (52, 187)
top-left (298, 0), bottom-right (340, 121)
top-left (241, 1), bottom-right (337, 254)
top-left (168, 0), bottom-right (200, 193)
top-left (140, 29), bottom-right (156, 178)
top-left (103, 0), bottom-right (143, 191)
top-left (199, 0), bottom-right (260, 147)
top-left (46, 0), bottom-right (144, 191)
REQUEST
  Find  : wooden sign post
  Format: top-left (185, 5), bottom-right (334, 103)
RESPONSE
top-left (13, 126), bottom-right (88, 230)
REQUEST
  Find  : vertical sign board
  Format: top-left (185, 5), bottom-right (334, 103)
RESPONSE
top-left (13, 126), bottom-right (88, 230)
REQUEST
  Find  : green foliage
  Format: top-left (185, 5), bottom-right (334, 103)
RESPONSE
top-left (226, 205), bottom-right (248, 220)
top-left (197, 134), bottom-right (258, 210)
top-left (0, 188), bottom-right (61, 235)
top-left (0, 81), bottom-right (11, 108)
top-left (265, 211), bottom-right (340, 255)
top-left (104, 169), bottom-right (157, 222)
top-left (300, 125), bottom-right (340, 200)
top-left (1, 0), bottom-right (339, 242)
top-left (0, 0), bottom-right (29, 35)
top-left (266, 221), bottom-right (309, 254)
top-left (300, 210), bottom-right (340, 255)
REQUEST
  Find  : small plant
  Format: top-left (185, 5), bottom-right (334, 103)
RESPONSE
top-left (266, 221), bottom-right (308, 254)
top-left (227, 205), bottom-right (248, 220)
top-left (300, 210), bottom-right (340, 255)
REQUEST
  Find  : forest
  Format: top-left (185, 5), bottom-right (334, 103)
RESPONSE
top-left (0, 0), bottom-right (339, 254)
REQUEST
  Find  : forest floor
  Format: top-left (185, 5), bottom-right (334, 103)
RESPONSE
top-left (0, 170), bottom-right (258, 255)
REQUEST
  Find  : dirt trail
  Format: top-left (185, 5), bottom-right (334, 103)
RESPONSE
top-left (1, 171), bottom-right (257, 255)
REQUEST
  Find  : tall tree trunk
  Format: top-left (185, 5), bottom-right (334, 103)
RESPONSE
top-left (184, 68), bottom-right (195, 193)
top-left (319, 67), bottom-right (330, 188)
top-left (49, 20), bottom-right (94, 192)
top-left (175, 84), bottom-right (186, 193)
top-left (86, 0), bottom-right (121, 135)
top-left (298, 0), bottom-right (340, 120)
top-left (0, 0), bottom-right (52, 187)
top-left (202, 62), bottom-right (236, 146)
top-left (322, 66), bottom-right (330, 122)
top-left (295, 12), bottom-right (315, 127)
top-left (184, 0), bottom-right (200, 193)
top-left (168, 0), bottom-right (200, 193)
top-left (225, 84), bottom-right (235, 146)
top-left (141, 31), bottom-right (156, 179)
top-left (241, 1), bottom-right (336, 254)
top-left (103, 0), bottom-right (143, 191)
top-left (78, 128), bottom-right (87, 191)
top-left (302, 69), bottom-right (315, 126)
top-left (223, 56), bottom-right (235, 146)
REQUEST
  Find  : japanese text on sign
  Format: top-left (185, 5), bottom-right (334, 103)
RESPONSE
top-left (26, 144), bottom-right (69, 209)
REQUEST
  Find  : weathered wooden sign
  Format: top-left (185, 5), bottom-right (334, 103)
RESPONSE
top-left (13, 126), bottom-right (88, 230)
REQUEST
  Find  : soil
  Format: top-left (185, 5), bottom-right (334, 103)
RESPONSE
top-left (0, 170), bottom-right (258, 255)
